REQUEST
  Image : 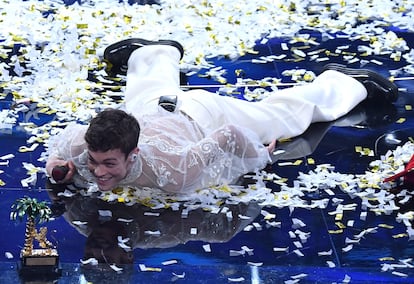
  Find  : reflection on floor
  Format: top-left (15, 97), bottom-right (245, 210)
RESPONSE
top-left (1, 0), bottom-right (414, 283)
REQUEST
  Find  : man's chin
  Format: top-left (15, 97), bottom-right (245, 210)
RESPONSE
top-left (98, 186), bottom-right (114, 192)
top-left (96, 180), bottom-right (116, 191)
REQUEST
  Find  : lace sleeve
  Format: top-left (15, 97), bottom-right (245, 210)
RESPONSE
top-left (196, 124), bottom-right (270, 187)
top-left (138, 114), bottom-right (270, 193)
top-left (47, 123), bottom-right (88, 161)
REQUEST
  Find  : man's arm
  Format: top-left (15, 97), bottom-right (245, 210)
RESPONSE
top-left (45, 124), bottom-right (88, 183)
top-left (159, 124), bottom-right (270, 192)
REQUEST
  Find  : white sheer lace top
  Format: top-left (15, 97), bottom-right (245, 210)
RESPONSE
top-left (48, 109), bottom-right (270, 193)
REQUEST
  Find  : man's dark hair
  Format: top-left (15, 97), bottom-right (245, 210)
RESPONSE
top-left (85, 109), bottom-right (140, 157)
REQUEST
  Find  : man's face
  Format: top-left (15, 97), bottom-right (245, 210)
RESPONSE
top-left (87, 148), bottom-right (131, 191)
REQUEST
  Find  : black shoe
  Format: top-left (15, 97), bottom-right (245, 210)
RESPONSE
top-left (322, 63), bottom-right (398, 103)
top-left (103, 38), bottom-right (184, 76)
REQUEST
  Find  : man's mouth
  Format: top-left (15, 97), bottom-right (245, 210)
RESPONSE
top-left (96, 176), bottom-right (112, 186)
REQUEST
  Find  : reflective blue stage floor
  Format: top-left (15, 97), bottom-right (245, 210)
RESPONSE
top-left (1, 1), bottom-right (414, 283)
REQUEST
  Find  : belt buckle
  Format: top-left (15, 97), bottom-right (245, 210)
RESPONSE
top-left (158, 95), bottom-right (177, 112)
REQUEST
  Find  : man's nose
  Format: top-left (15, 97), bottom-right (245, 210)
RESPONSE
top-left (93, 164), bottom-right (106, 176)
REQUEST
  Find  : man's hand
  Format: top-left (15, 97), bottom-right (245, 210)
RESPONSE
top-left (46, 156), bottom-right (76, 183)
top-left (267, 140), bottom-right (277, 154)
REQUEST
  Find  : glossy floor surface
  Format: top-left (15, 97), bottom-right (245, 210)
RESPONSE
top-left (1, 0), bottom-right (414, 283)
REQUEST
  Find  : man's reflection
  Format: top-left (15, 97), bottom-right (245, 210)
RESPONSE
top-left (272, 100), bottom-right (397, 162)
top-left (46, 181), bottom-right (261, 266)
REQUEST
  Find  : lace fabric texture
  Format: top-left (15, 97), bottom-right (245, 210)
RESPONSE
top-left (47, 109), bottom-right (270, 193)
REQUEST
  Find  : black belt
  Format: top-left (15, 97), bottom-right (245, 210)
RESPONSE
top-left (158, 95), bottom-right (177, 112)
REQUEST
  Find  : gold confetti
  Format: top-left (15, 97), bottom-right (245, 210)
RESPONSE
top-left (335, 222), bottom-right (346, 229)
top-left (76, 23), bottom-right (88, 29)
top-left (392, 233), bottom-right (407, 239)
top-left (378, 224), bottom-right (394, 229)
top-left (328, 229), bottom-right (343, 234)
top-left (379, 257), bottom-right (395, 261)
top-left (293, 160), bottom-right (303, 166)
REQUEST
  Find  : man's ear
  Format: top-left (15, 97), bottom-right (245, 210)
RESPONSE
top-left (129, 147), bottom-right (139, 162)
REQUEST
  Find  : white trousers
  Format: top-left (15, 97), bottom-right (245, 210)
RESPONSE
top-left (124, 45), bottom-right (367, 144)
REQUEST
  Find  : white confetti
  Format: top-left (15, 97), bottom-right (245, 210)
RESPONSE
top-left (326, 261), bottom-right (336, 268)
top-left (109, 264), bottom-right (123, 272)
top-left (172, 272), bottom-right (186, 279)
top-left (202, 244), bottom-right (211, 253)
top-left (144, 230), bottom-right (161, 236)
top-left (72, 220), bottom-right (88, 226)
top-left (81, 258), bottom-right (98, 265)
top-left (318, 250), bottom-right (332, 256)
top-left (273, 247), bottom-right (289, 252)
top-left (5, 252), bottom-right (13, 259)
top-left (0, 154), bottom-right (14, 160)
top-left (98, 210), bottom-right (112, 218)
top-left (392, 271), bottom-right (408, 277)
top-left (228, 277), bottom-right (245, 282)
top-left (144, 212), bottom-right (160, 217)
top-left (162, 260), bottom-right (178, 266)
top-left (342, 244), bottom-right (353, 252)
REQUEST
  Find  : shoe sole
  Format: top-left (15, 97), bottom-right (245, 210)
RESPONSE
top-left (104, 38), bottom-right (184, 60)
top-left (323, 63), bottom-right (398, 102)
top-left (103, 38), bottom-right (184, 76)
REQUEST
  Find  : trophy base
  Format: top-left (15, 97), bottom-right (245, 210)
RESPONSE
top-left (18, 249), bottom-right (62, 280)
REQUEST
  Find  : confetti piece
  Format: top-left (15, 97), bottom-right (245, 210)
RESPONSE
top-left (291, 273), bottom-right (307, 280)
top-left (379, 257), bottom-right (395, 261)
top-left (378, 224), bottom-right (394, 229)
top-left (72, 221), bottom-right (88, 226)
top-left (392, 271), bottom-right (408, 277)
top-left (326, 261), bottom-right (336, 268)
top-left (5, 252), bottom-right (13, 259)
top-left (109, 264), bottom-right (123, 272)
top-left (117, 236), bottom-right (131, 250)
top-left (292, 218), bottom-right (306, 229)
top-left (273, 247), bottom-right (289, 252)
top-left (18, 143), bottom-right (39, 152)
top-left (293, 249), bottom-right (304, 257)
top-left (0, 154), bottom-right (14, 160)
top-left (144, 212), bottom-right (160, 216)
top-left (318, 250), bottom-right (333, 256)
top-left (162, 260), bottom-right (178, 266)
top-left (247, 262), bottom-right (263, 266)
top-left (172, 272), bottom-right (185, 279)
top-left (117, 218), bottom-right (133, 223)
top-left (98, 210), bottom-right (112, 218)
top-left (228, 277), bottom-right (245, 282)
top-left (139, 264), bottom-right (162, 272)
top-left (203, 244), bottom-right (211, 253)
top-left (81, 258), bottom-right (98, 265)
top-left (144, 230), bottom-right (161, 236)
top-left (229, 249), bottom-right (245, 257)
top-left (342, 244), bottom-right (353, 252)
top-left (57, 189), bottom-right (76, 197)
top-left (343, 274), bottom-right (351, 283)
